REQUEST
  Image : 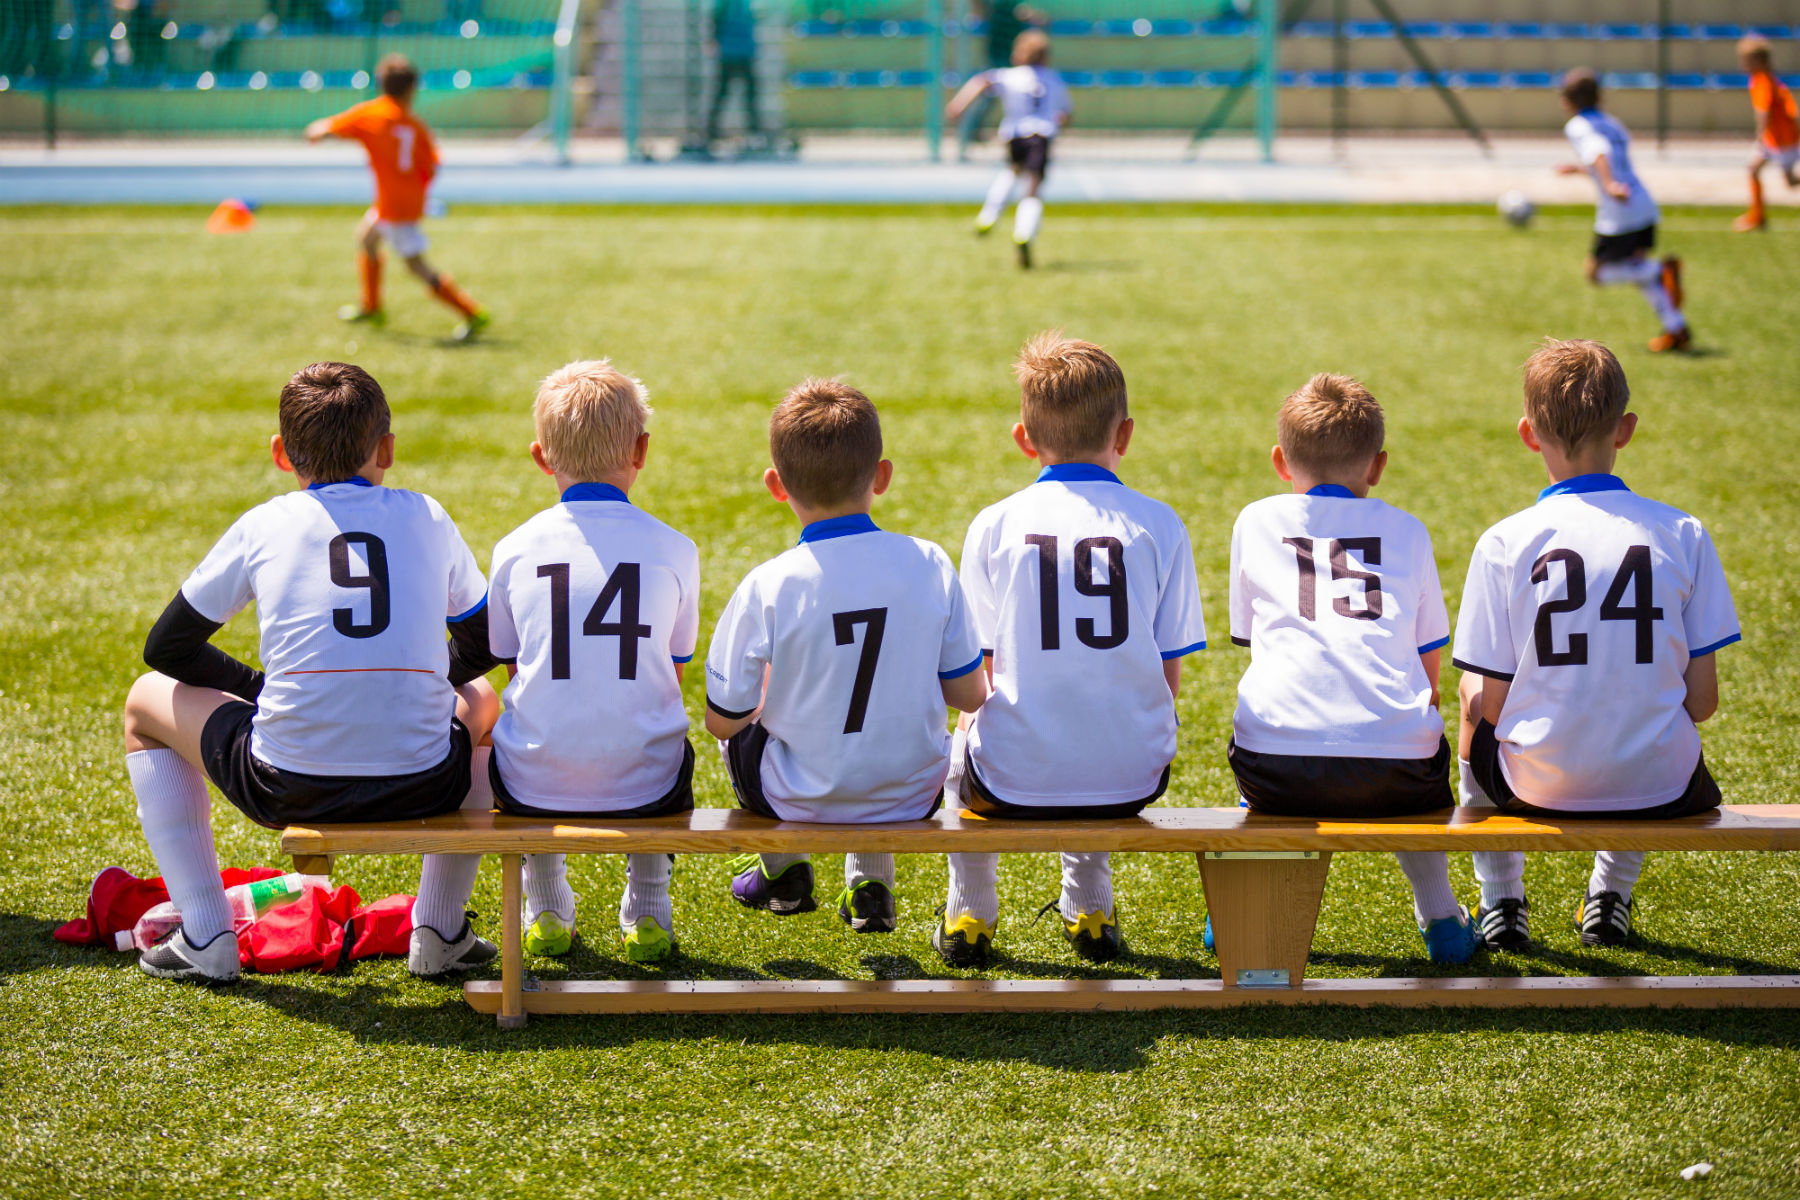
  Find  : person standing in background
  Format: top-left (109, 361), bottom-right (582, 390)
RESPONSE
top-left (705, 0), bottom-right (761, 152)
top-left (956, 0), bottom-right (1045, 160)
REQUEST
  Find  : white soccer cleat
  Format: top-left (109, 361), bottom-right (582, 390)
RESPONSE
top-left (407, 919), bottom-right (498, 977)
top-left (138, 928), bottom-right (241, 984)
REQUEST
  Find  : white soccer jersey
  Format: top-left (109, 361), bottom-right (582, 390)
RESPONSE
top-left (180, 477), bottom-right (487, 776)
top-left (987, 65), bottom-right (1071, 141)
top-left (487, 484), bottom-right (701, 812)
top-left (1229, 486), bottom-right (1450, 760)
top-left (1564, 109), bottom-right (1659, 235)
top-left (705, 515), bottom-right (983, 823)
top-left (962, 464), bottom-right (1207, 806)
top-left (1452, 474), bottom-right (1739, 812)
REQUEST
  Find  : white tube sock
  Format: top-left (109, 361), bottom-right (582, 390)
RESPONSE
top-left (845, 852), bottom-right (894, 890)
top-left (1460, 757), bottom-right (1526, 908)
top-left (1590, 850), bottom-right (1646, 901)
top-left (1014, 195), bottom-right (1044, 244)
top-left (1594, 257), bottom-right (1661, 286)
top-left (523, 852), bottom-right (575, 924)
top-left (128, 748), bottom-right (233, 945)
top-left (621, 853), bottom-right (673, 933)
top-left (977, 170), bottom-right (1017, 228)
top-left (1637, 280), bottom-right (1687, 332)
top-left (412, 854), bottom-right (481, 940)
top-left (946, 852), bottom-right (999, 926)
top-left (1393, 851), bottom-right (1460, 924)
top-left (1059, 851), bottom-right (1112, 920)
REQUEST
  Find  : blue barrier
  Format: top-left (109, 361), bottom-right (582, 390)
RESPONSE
top-left (792, 18), bottom-right (1800, 43)
top-left (786, 67), bottom-right (1798, 92)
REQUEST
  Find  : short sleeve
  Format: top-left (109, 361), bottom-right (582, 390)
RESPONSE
top-left (415, 122), bottom-right (439, 181)
top-left (670, 540), bottom-right (702, 664)
top-left (1567, 117), bottom-right (1609, 165)
top-left (1414, 531), bottom-right (1451, 655)
top-left (1153, 522), bottom-right (1207, 660)
top-left (1750, 74), bottom-right (1772, 114)
top-left (959, 515), bottom-right (1000, 655)
top-left (935, 548), bottom-right (984, 680)
top-left (1227, 512), bottom-right (1251, 647)
top-left (327, 102), bottom-right (369, 140)
top-left (442, 517), bottom-right (488, 622)
top-left (180, 515), bottom-right (256, 624)
top-left (1684, 529), bottom-right (1740, 657)
top-left (486, 551), bottom-right (520, 661)
top-left (1451, 534), bottom-right (1517, 680)
top-left (704, 577), bottom-right (770, 719)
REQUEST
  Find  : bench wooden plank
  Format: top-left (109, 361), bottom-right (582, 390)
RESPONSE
top-left (281, 804), bottom-right (1800, 856)
top-left (464, 975), bottom-right (1800, 1015)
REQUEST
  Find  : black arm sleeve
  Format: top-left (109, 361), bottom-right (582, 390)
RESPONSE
top-left (143, 592), bottom-right (265, 701)
top-left (447, 605), bottom-right (502, 687)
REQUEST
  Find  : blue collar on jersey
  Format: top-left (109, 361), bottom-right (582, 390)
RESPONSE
top-left (799, 513), bottom-right (880, 544)
top-left (1036, 463), bottom-right (1120, 485)
top-left (561, 482), bottom-right (631, 504)
top-left (1306, 483), bottom-right (1358, 498)
top-left (1538, 473), bottom-right (1630, 503)
top-left (307, 475), bottom-right (373, 490)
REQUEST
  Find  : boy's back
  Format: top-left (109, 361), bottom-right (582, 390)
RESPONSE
top-left (1454, 477), bottom-right (1737, 810)
top-left (963, 464), bottom-right (1205, 805)
top-left (1563, 106), bottom-right (1657, 234)
top-left (326, 94), bottom-right (437, 223)
top-left (990, 64), bottom-right (1070, 141)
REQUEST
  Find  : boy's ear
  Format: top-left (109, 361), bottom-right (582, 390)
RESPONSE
top-left (632, 430), bottom-right (651, 470)
top-left (1270, 444), bottom-right (1292, 482)
top-left (1517, 416), bottom-right (1544, 453)
top-left (1113, 416), bottom-right (1134, 458)
top-left (1011, 422), bottom-right (1039, 460)
top-left (271, 434), bottom-right (296, 475)
top-left (1366, 449), bottom-right (1388, 488)
top-left (763, 466), bottom-right (790, 503)
top-left (1614, 411), bottom-right (1638, 450)
top-left (529, 441), bottom-right (556, 476)
top-left (871, 459), bottom-right (894, 497)
top-left (375, 433), bottom-right (395, 471)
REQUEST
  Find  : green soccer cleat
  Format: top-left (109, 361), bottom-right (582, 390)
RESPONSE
top-left (621, 916), bottom-right (675, 963)
top-left (524, 911), bottom-right (574, 957)
top-left (338, 305), bottom-right (386, 327)
top-left (452, 310), bottom-right (491, 343)
top-left (836, 879), bottom-right (898, 934)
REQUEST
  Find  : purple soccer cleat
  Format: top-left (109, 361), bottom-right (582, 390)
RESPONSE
top-left (729, 855), bottom-right (818, 916)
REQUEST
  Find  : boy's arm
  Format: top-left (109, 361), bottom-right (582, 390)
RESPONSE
top-left (1163, 658), bottom-right (1180, 699)
top-left (304, 118), bottom-right (335, 143)
top-left (1419, 648), bottom-right (1442, 708)
top-left (946, 72), bottom-right (993, 120)
top-left (143, 592), bottom-right (264, 700)
top-left (941, 669), bottom-right (989, 713)
top-left (1680, 528), bottom-right (1738, 725)
top-left (703, 581), bottom-right (769, 740)
top-left (1590, 152), bottom-right (1632, 200)
top-left (417, 123), bottom-right (439, 185)
top-left (1682, 655), bottom-right (1718, 723)
top-left (447, 606), bottom-right (499, 687)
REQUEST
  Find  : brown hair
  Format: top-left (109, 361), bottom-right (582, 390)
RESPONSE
top-left (769, 379), bottom-right (883, 508)
top-left (1012, 29), bottom-right (1050, 66)
top-left (278, 362), bottom-right (391, 483)
top-left (1014, 332), bottom-right (1128, 459)
top-left (1738, 34), bottom-right (1772, 70)
top-left (378, 54), bottom-right (419, 100)
top-left (1277, 373), bottom-right (1385, 479)
top-left (1560, 67), bottom-right (1600, 111)
top-left (534, 360), bottom-right (651, 482)
top-left (1522, 338), bottom-right (1630, 450)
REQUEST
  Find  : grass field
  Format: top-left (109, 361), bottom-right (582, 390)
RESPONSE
top-left (2, 202), bottom-right (1798, 1199)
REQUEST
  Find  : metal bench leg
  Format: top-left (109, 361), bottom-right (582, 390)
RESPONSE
top-left (497, 852), bottom-right (527, 1030)
top-left (1197, 851), bottom-right (1332, 988)
top-left (291, 853), bottom-right (335, 877)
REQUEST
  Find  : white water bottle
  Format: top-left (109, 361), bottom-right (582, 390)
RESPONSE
top-left (115, 873), bottom-right (329, 951)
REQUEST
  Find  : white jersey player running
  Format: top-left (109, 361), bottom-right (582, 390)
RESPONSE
top-left (945, 29), bottom-right (1071, 267)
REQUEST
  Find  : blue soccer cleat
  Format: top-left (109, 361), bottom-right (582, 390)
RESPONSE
top-left (1420, 906), bottom-right (1482, 965)
top-left (1202, 913), bottom-right (1215, 953)
top-left (729, 854), bottom-right (817, 916)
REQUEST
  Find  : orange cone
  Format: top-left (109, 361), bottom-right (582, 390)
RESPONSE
top-left (206, 198), bottom-right (257, 235)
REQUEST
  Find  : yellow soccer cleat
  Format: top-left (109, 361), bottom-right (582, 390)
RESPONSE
top-left (621, 916), bottom-right (675, 963)
top-left (524, 911), bottom-right (574, 957)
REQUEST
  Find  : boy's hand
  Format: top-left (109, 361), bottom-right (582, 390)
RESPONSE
top-left (304, 118), bottom-right (333, 143)
top-left (1554, 162), bottom-right (1584, 176)
top-left (1604, 179), bottom-right (1631, 200)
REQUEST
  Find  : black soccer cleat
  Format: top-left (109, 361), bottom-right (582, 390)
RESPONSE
top-left (1475, 897), bottom-right (1532, 951)
top-left (1016, 240), bottom-right (1032, 269)
top-left (932, 905), bottom-right (994, 968)
top-left (837, 879), bottom-right (897, 934)
top-left (1576, 890), bottom-right (1634, 947)
top-left (1040, 899), bottom-right (1125, 963)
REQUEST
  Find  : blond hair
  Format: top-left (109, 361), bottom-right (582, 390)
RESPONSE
top-left (1738, 34), bottom-right (1772, 70)
top-left (1015, 332), bottom-right (1128, 459)
top-left (1522, 338), bottom-right (1629, 451)
top-left (1012, 29), bottom-right (1050, 66)
top-left (1277, 374), bottom-right (1385, 479)
top-left (533, 359), bottom-right (651, 481)
top-left (770, 379), bottom-right (883, 508)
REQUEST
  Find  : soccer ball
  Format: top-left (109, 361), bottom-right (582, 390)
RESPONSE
top-left (1497, 190), bottom-right (1536, 229)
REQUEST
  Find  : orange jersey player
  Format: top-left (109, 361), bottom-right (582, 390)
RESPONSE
top-left (1735, 34), bottom-right (1799, 232)
top-left (306, 54), bottom-right (490, 340)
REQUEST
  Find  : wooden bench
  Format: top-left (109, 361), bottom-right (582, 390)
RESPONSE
top-left (280, 805), bottom-right (1800, 1027)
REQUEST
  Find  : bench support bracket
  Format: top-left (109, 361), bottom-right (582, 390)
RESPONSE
top-left (498, 852), bottom-right (527, 1030)
top-left (1197, 849), bottom-right (1331, 988)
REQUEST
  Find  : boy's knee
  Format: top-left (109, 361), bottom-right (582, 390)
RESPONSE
top-left (122, 671), bottom-right (173, 750)
top-left (457, 677), bottom-right (501, 740)
top-left (1456, 672), bottom-right (1482, 725)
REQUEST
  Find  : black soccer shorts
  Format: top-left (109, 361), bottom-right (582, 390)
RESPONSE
top-left (1227, 737), bottom-right (1453, 818)
top-left (1468, 719), bottom-right (1721, 819)
top-left (490, 739), bottom-right (696, 819)
top-left (1007, 134), bottom-right (1051, 178)
top-left (724, 723), bottom-right (944, 821)
top-left (1591, 223), bottom-right (1657, 263)
top-left (959, 746), bottom-right (1167, 820)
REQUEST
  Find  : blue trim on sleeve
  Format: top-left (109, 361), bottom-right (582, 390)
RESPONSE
top-left (1538, 473), bottom-right (1629, 503)
top-left (1160, 639), bottom-right (1207, 660)
top-left (1417, 635), bottom-right (1450, 654)
top-left (448, 595), bottom-right (488, 623)
top-left (1305, 483), bottom-right (1358, 498)
top-left (307, 475), bottom-right (374, 490)
top-left (938, 652), bottom-right (985, 681)
top-left (798, 513), bottom-right (880, 543)
top-left (1036, 463), bottom-right (1121, 485)
top-left (1689, 632), bottom-right (1741, 658)
top-left (671, 652), bottom-right (694, 664)
top-left (562, 482), bottom-right (631, 504)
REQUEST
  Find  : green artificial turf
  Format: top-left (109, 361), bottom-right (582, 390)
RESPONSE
top-left (1, 203), bottom-right (1797, 1199)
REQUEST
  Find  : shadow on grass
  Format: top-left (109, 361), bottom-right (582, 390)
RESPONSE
top-left (0, 914), bottom-right (67, 978)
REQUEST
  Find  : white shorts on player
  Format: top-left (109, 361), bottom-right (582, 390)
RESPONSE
top-left (1755, 137), bottom-right (1800, 171)
top-left (371, 213), bottom-right (429, 259)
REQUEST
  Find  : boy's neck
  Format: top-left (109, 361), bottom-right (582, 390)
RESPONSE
top-left (788, 498), bottom-right (875, 527)
top-left (1538, 441), bottom-right (1618, 484)
top-left (1288, 471), bottom-right (1369, 499)
top-left (554, 467), bottom-right (636, 497)
top-left (1037, 451), bottom-right (1123, 474)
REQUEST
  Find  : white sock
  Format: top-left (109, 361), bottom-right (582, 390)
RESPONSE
top-left (1059, 851), bottom-right (1112, 920)
top-left (1637, 280), bottom-right (1687, 332)
top-left (465, 744), bottom-right (495, 810)
top-left (523, 852), bottom-right (575, 924)
top-left (943, 724), bottom-right (968, 808)
top-left (946, 852), bottom-right (999, 926)
top-left (128, 748), bottom-right (232, 945)
top-left (758, 852), bottom-right (808, 877)
top-left (1014, 195), bottom-right (1044, 244)
top-left (412, 854), bottom-right (481, 940)
top-left (977, 170), bottom-right (1017, 227)
top-left (621, 853), bottom-right (673, 932)
top-left (1394, 851), bottom-right (1460, 925)
top-left (1460, 757), bottom-right (1526, 908)
top-left (1594, 257), bottom-right (1661, 286)
top-left (845, 852), bottom-right (894, 890)
top-left (1590, 850), bottom-right (1646, 901)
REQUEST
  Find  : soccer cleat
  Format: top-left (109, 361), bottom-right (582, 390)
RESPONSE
top-left (1202, 913), bottom-right (1215, 953)
top-left (524, 911), bottom-right (574, 957)
top-left (1647, 327), bottom-right (1692, 353)
top-left (1575, 890), bottom-right (1634, 947)
top-left (837, 879), bottom-right (897, 934)
top-left (452, 310), bottom-right (491, 343)
top-left (1040, 900), bottom-right (1125, 963)
top-left (729, 854), bottom-right (817, 915)
top-left (138, 928), bottom-right (240, 984)
top-left (1419, 906), bottom-right (1481, 965)
top-left (337, 305), bottom-right (386, 327)
top-left (974, 215), bottom-right (996, 236)
top-left (1660, 256), bottom-right (1684, 309)
top-left (407, 917), bottom-right (498, 977)
top-left (1732, 212), bottom-right (1766, 232)
top-left (932, 907), bottom-right (994, 968)
top-left (1474, 897), bottom-right (1531, 951)
top-left (1016, 240), bottom-right (1032, 269)
top-left (621, 916), bottom-right (675, 963)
